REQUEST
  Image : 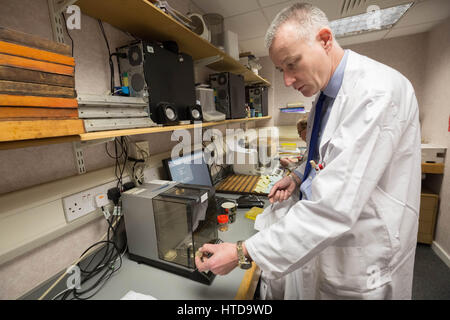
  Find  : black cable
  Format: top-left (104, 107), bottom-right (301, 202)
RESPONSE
top-left (98, 19), bottom-right (114, 94)
top-left (61, 12), bottom-right (74, 57)
top-left (55, 214), bottom-right (126, 300)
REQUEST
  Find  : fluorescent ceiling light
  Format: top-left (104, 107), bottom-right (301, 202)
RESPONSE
top-left (330, 2), bottom-right (413, 38)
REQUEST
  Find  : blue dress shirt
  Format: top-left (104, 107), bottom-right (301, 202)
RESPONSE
top-left (295, 50), bottom-right (349, 200)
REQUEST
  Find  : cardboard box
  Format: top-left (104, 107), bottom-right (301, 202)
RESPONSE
top-left (418, 191), bottom-right (439, 244)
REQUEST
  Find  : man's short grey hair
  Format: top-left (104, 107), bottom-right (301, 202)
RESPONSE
top-left (265, 3), bottom-right (331, 49)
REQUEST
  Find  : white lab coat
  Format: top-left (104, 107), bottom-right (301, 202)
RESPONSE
top-left (246, 50), bottom-right (421, 300)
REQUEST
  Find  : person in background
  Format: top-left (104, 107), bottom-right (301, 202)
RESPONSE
top-left (196, 2), bottom-right (421, 300)
top-left (279, 118), bottom-right (308, 169)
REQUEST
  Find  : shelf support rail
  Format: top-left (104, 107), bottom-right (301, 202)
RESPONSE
top-left (47, 0), bottom-right (79, 44)
top-left (72, 138), bottom-right (114, 175)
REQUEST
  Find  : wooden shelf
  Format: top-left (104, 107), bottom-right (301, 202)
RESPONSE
top-left (0, 116), bottom-right (271, 150)
top-left (422, 163), bottom-right (445, 174)
top-left (75, 0), bottom-right (270, 86)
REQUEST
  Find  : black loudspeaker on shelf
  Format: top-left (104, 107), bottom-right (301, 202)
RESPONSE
top-left (156, 102), bottom-right (178, 125)
top-left (188, 104), bottom-right (203, 122)
top-left (116, 40), bottom-right (197, 125)
top-left (209, 72), bottom-right (246, 119)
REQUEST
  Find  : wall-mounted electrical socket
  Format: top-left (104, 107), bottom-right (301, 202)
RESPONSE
top-left (62, 177), bottom-right (130, 223)
top-left (129, 141), bottom-right (150, 160)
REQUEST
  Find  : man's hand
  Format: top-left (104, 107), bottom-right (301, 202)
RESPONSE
top-left (195, 242), bottom-right (239, 275)
top-left (279, 157), bottom-right (295, 168)
top-left (268, 175), bottom-right (299, 203)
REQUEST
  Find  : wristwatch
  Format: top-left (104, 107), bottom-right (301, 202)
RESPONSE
top-left (236, 240), bottom-right (252, 270)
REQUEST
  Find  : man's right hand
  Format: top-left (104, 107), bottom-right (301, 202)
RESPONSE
top-left (267, 175), bottom-right (299, 203)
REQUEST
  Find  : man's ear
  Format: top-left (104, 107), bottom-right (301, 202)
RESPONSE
top-left (317, 28), bottom-right (333, 52)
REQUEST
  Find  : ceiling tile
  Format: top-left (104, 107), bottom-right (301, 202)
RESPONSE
top-left (262, 0), bottom-right (346, 23)
top-left (258, 0), bottom-right (291, 8)
top-left (262, 1), bottom-right (297, 23)
top-left (191, 0), bottom-right (260, 18)
top-left (224, 10), bottom-right (269, 41)
top-left (338, 29), bottom-right (390, 47)
top-left (394, 0), bottom-right (450, 28)
top-left (384, 20), bottom-right (443, 39)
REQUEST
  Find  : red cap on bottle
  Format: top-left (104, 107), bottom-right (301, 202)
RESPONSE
top-left (217, 215), bottom-right (229, 223)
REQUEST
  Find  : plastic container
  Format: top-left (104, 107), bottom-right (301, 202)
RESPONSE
top-left (221, 202), bottom-right (237, 223)
top-left (217, 214), bottom-right (229, 232)
top-left (203, 13), bottom-right (224, 48)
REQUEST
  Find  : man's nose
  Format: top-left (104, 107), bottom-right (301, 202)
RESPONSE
top-left (283, 72), bottom-right (295, 87)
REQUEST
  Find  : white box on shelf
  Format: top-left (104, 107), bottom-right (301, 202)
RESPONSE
top-left (421, 144), bottom-right (446, 163)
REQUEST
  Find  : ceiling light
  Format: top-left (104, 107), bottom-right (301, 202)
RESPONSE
top-left (330, 2), bottom-right (413, 38)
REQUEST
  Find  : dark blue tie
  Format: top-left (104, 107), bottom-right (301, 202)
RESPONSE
top-left (300, 92), bottom-right (326, 200)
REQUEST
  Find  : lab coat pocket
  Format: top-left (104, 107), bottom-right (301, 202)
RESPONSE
top-left (371, 187), bottom-right (404, 256)
top-left (319, 246), bottom-right (367, 293)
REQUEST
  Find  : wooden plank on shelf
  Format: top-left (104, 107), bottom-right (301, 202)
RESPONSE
top-left (0, 54), bottom-right (74, 76)
top-left (0, 80), bottom-right (76, 98)
top-left (0, 107), bottom-right (78, 120)
top-left (422, 163), bottom-right (444, 174)
top-left (0, 27), bottom-right (72, 56)
top-left (0, 41), bottom-right (75, 66)
top-left (0, 135), bottom-right (80, 150)
top-left (0, 116), bottom-right (272, 150)
top-left (0, 94), bottom-right (78, 108)
top-left (0, 66), bottom-right (75, 87)
top-left (0, 119), bottom-right (85, 142)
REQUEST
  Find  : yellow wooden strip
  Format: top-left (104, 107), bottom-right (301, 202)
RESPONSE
top-left (0, 53), bottom-right (74, 76)
top-left (421, 163), bottom-right (444, 174)
top-left (0, 120), bottom-right (85, 141)
top-left (0, 135), bottom-right (80, 150)
top-left (235, 175), bottom-right (252, 192)
top-left (0, 41), bottom-right (75, 66)
top-left (0, 95), bottom-right (78, 108)
top-left (244, 176), bottom-right (259, 193)
top-left (227, 175), bottom-right (246, 191)
top-left (220, 176), bottom-right (237, 192)
top-left (218, 175), bottom-right (237, 190)
top-left (235, 262), bottom-right (261, 300)
top-left (216, 176), bottom-right (232, 191)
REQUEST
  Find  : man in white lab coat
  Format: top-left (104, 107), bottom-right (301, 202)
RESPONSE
top-left (195, 3), bottom-right (421, 299)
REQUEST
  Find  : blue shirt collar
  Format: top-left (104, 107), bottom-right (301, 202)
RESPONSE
top-left (323, 49), bottom-right (349, 99)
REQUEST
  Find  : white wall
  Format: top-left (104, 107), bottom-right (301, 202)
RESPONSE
top-left (420, 18), bottom-right (450, 257)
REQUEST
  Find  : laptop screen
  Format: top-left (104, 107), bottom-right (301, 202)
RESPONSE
top-left (164, 151), bottom-right (213, 187)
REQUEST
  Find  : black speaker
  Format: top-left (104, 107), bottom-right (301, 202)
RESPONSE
top-left (209, 72), bottom-right (246, 119)
top-left (116, 41), bottom-right (196, 125)
top-left (188, 104), bottom-right (203, 122)
top-left (246, 85), bottom-right (268, 116)
top-left (155, 102), bottom-right (178, 125)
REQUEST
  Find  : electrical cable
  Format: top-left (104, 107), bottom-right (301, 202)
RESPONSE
top-left (61, 12), bottom-right (74, 57)
top-left (38, 216), bottom-right (123, 300)
top-left (56, 214), bottom-right (125, 300)
top-left (98, 19), bottom-right (114, 94)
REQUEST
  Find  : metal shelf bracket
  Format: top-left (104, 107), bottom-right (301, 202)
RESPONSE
top-left (47, 0), bottom-right (78, 44)
top-left (72, 138), bottom-right (114, 175)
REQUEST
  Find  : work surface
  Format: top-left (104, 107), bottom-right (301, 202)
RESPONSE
top-left (89, 193), bottom-right (267, 300)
